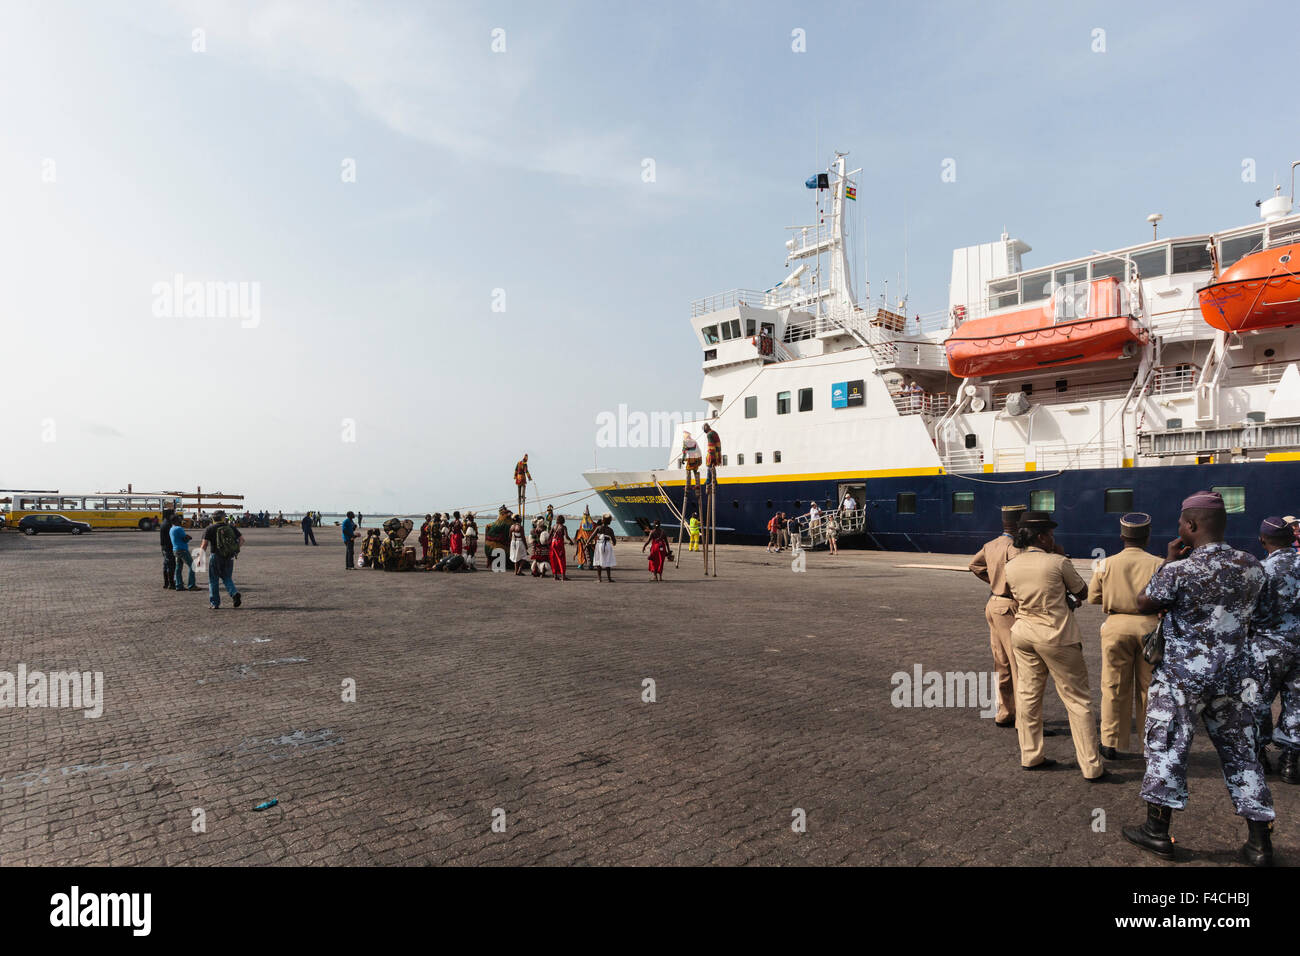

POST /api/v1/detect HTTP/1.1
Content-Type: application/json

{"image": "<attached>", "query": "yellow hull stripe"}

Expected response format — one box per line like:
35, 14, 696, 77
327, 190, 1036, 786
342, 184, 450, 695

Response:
1265, 452, 1300, 462
592, 466, 945, 492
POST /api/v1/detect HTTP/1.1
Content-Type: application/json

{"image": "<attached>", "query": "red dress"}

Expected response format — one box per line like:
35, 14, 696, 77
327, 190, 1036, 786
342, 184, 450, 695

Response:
648, 534, 667, 574
549, 530, 568, 577
448, 520, 463, 555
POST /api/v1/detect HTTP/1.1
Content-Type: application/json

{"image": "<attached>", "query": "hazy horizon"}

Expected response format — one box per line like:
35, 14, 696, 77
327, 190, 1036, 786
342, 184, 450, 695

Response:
5, 0, 1298, 513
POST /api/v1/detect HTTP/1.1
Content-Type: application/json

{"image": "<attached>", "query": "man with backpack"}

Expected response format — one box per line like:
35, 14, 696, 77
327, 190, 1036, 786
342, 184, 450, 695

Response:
201, 510, 243, 609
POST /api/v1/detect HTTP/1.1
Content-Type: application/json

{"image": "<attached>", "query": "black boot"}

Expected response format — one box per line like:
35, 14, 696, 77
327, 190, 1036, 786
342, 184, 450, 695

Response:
1123, 803, 1175, 860
1241, 819, 1274, 867
1280, 749, 1300, 785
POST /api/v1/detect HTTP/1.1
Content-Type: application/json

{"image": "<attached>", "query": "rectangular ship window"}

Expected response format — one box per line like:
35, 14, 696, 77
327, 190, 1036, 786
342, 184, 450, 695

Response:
1104, 489, 1134, 513
755, 452, 763, 464
952, 492, 975, 514
897, 492, 917, 515
798, 387, 813, 412
774, 451, 781, 463
1030, 490, 1056, 512
1090, 257, 1126, 281
1131, 247, 1167, 278
1212, 486, 1246, 514
776, 391, 791, 415
737, 454, 744, 466
744, 396, 757, 418
1020, 272, 1053, 303
1172, 241, 1213, 274
1219, 232, 1263, 268
702, 325, 719, 344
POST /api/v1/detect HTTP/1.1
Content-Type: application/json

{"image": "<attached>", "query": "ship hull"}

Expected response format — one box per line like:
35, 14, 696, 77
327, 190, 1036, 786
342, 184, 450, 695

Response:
587, 462, 1300, 557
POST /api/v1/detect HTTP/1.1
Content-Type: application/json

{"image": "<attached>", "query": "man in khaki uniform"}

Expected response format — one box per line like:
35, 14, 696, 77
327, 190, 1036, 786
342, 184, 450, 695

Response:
1087, 512, 1162, 759
969, 504, 1026, 727
1005, 511, 1108, 780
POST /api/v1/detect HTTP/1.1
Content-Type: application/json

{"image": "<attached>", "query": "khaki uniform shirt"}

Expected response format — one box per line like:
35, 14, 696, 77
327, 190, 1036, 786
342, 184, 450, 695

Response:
1087, 546, 1163, 640
969, 534, 1020, 598
1005, 547, 1086, 646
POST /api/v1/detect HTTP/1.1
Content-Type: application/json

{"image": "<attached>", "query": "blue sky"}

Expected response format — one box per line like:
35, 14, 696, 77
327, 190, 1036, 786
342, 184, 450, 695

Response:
3, 0, 1297, 514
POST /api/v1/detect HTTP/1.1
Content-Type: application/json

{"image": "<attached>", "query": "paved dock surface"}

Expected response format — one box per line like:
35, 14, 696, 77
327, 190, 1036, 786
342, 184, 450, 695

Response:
1, 528, 1293, 865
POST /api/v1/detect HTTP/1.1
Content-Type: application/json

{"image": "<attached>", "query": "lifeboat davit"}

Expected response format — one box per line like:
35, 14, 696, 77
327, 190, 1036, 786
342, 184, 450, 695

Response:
944, 277, 1147, 378
1198, 242, 1300, 332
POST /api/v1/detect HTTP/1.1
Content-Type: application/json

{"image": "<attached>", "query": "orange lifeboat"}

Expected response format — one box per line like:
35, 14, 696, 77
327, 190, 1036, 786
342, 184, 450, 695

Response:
1198, 242, 1300, 332
945, 277, 1147, 378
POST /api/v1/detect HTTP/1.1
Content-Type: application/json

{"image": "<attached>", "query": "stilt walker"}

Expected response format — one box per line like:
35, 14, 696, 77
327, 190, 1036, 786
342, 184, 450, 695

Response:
702, 422, 721, 577
514, 454, 532, 523
678, 431, 703, 568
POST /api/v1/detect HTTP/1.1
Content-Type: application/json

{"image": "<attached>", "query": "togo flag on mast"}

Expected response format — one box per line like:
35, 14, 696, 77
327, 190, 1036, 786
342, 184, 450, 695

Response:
805, 173, 829, 189
845, 183, 857, 201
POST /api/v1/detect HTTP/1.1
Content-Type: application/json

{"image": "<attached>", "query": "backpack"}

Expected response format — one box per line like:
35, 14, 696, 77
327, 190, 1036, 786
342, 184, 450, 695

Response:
214, 523, 241, 559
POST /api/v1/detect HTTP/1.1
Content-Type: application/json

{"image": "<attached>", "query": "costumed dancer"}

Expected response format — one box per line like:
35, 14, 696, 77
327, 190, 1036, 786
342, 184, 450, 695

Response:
592, 514, 617, 583
464, 513, 479, 569
574, 508, 595, 569
509, 514, 528, 576
549, 515, 572, 581
449, 511, 464, 556
643, 519, 670, 582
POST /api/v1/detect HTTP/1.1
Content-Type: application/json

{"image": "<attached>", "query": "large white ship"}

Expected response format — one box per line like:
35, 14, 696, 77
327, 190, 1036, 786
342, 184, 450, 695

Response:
584, 153, 1300, 555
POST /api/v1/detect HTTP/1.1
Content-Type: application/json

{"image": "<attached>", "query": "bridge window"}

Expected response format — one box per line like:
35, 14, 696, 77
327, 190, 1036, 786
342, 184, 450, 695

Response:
702, 325, 719, 345
897, 492, 917, 515
988, 278, 1018, 310
774, 451, 782, 463
1131, 246, 1167, 278
1211, 486, 1246, 514
1029, 490, 1056, 512
744, 396, 757, 418
1220, 231, 1263, 268
776, 391, 791, 414
1090, 257, 1126, 281
952, 492, 975, 514
798, 388, 813, 412
1104, 489, 1134, 513
704, 349, 717, 361
1172, 241, 1212, 274
1020, 271, 1053, 303
719, 319, 742, 340
745, 318, 757, 336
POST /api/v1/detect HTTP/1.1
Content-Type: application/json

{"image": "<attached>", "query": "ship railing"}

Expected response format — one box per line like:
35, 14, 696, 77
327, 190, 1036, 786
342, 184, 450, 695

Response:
1223, 359, 1293, 389
690, 288, 794, 317
789, 506, 867, 550
1152, 364, 1200, 394
891, 390, 952, 417
1035, 440, 1125, 471
990, 378, 1137, 410
942, 449, 985, 474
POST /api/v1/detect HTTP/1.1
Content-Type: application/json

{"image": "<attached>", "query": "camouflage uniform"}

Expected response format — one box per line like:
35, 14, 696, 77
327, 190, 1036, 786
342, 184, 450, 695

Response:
1251, 547, 1300, 751
1140, 543, 1273, 821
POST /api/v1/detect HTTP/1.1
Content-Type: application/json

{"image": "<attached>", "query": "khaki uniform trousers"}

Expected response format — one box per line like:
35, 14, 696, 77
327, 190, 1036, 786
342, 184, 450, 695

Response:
1012, 633, 1104, 778
986, 596, 1018, 722
1099, 613, 1157, 752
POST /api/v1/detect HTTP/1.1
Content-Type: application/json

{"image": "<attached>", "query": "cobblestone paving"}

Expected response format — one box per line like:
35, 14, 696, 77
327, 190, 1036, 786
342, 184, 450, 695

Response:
0, 528, 1293, 865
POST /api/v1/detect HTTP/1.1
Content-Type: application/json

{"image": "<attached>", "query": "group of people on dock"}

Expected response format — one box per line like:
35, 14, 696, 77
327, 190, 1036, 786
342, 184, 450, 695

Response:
344, 503, 673, 583
970, 494, 1300, 867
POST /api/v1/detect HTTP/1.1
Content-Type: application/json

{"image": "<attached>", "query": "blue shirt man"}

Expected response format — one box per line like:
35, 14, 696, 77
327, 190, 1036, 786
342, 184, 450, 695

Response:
342, 511, 358, 571
169, 521, 196, 590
